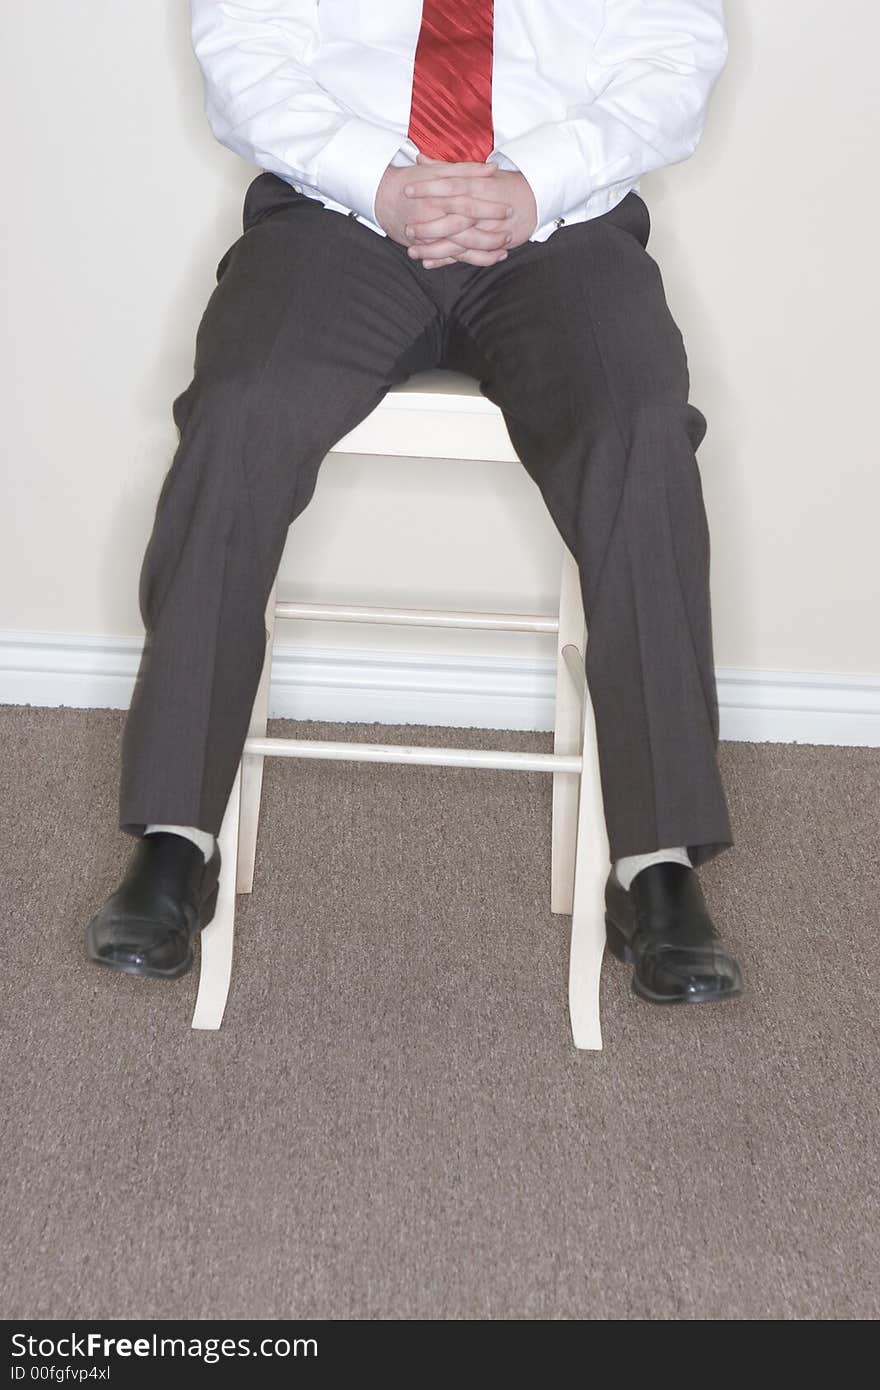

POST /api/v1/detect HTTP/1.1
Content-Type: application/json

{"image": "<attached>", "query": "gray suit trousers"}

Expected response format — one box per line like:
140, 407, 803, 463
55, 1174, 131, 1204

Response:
119, 172, 734, 868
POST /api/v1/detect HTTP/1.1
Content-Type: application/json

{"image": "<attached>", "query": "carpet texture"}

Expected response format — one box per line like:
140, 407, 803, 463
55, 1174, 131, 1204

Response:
0, 704, 877, 1320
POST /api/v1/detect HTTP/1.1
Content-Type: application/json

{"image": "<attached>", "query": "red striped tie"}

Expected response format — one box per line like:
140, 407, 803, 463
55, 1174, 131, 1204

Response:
406, 0, 495, 163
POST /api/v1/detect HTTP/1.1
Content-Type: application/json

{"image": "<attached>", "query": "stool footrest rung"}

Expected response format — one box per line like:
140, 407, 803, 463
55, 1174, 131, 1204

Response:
242, 735, 582, 774
275, 599, 559, 633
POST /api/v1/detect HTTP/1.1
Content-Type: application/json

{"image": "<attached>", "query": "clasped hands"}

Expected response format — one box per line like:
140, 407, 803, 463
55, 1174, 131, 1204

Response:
376, 152, 538, 269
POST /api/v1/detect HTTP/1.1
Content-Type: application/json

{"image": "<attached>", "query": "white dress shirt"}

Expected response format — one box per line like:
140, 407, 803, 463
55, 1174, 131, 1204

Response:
189, 0, 728, 243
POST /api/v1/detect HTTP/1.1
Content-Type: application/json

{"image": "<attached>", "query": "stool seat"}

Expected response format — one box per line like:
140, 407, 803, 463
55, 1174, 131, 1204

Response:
331, 368, 519, 463
190, 369, 610, 1048
376, 366, 487, 398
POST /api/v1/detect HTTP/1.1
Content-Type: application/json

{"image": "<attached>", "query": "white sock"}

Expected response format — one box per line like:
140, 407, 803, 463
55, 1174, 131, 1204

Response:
144, 823, 215, 863
614, 845, 691, 891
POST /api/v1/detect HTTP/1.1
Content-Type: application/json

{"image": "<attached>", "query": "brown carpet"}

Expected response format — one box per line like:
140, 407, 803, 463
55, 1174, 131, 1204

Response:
0, 704, 877, 1320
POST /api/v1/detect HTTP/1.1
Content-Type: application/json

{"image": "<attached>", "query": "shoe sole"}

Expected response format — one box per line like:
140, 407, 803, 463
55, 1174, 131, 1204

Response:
87, 881, 220, 981
604, 913, 742, 1006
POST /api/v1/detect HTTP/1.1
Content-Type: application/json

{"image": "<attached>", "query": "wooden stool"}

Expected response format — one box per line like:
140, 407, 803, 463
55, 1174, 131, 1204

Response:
191, 369, 609, 1048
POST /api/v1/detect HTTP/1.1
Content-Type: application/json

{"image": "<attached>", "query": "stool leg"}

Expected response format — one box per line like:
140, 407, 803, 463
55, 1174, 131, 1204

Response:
236, 577, 278, 894
191, 761, 241, 1030
551, 545, 586, 913
568, 651, 610, 1051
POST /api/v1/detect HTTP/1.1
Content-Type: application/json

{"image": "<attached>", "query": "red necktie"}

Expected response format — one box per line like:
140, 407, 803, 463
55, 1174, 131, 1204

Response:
406, 0, 495, 163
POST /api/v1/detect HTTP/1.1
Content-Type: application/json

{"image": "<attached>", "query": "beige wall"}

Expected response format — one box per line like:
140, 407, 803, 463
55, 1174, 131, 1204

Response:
2, 1, 877, 677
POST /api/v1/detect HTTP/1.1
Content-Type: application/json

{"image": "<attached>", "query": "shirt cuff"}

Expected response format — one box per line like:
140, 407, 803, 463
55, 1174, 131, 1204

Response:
316, 119, 419, 226
489, 122, 589, 230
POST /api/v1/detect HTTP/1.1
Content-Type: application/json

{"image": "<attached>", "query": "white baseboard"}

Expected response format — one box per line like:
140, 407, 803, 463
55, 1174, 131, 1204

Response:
1, 629, 878, 745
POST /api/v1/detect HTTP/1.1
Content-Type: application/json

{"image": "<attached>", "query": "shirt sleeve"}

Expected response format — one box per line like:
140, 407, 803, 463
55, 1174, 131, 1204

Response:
488, 0, 729, 227
189, 0, 413, 226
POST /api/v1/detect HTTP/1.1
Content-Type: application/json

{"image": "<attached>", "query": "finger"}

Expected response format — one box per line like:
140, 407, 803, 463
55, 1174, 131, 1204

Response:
407, 196, 515, 227
404, 213, 462, 240
408, 236, 471, 258
408, 240, 458, 259
404, 172, 500, 199
408, 222, 512, 253
409, 234, 509, 260
456, 230, 511, 249
451, 247, 509, 266
468, 195, 516, 219
406, 211, 511, 241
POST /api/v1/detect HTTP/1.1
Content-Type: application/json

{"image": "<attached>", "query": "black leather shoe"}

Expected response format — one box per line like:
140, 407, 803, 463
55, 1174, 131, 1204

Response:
85, 832, 222, 979
604, 860, 742, 1005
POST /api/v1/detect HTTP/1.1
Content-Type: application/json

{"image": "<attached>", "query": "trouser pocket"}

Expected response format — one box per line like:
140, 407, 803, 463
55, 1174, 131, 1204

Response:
242, 171, 311, 233
599, 189, 652, 249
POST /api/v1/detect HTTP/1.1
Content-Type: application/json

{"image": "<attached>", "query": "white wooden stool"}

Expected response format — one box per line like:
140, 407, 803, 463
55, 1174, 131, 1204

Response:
191, 369, 609, 1048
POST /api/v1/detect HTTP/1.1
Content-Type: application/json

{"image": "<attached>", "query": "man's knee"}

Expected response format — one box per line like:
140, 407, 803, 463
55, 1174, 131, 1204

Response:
625, 398, 708, 458
170, 367, 266, 438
